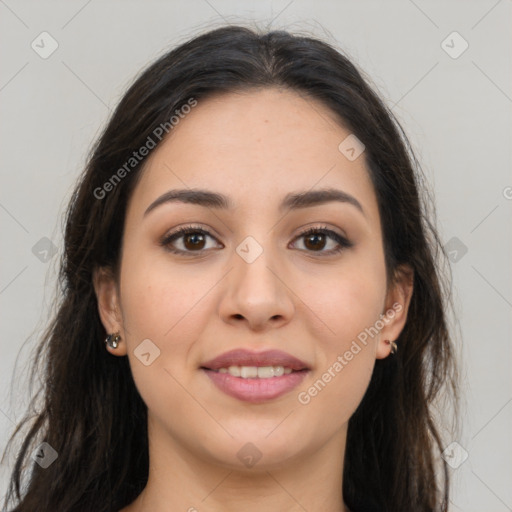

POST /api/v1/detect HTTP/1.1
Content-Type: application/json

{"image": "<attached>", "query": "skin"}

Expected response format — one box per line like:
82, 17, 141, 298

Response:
94, 87, 414, 512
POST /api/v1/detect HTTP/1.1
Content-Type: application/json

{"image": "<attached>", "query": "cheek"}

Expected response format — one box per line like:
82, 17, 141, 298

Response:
117, 255, 210, 419
300, 259, 386, 348
119, 248, 211, 342
296, 272, 380, 423
294, 253, 385, 409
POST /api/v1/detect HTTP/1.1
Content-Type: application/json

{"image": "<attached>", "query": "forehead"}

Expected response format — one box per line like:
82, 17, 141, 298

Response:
128, 87, 380, 225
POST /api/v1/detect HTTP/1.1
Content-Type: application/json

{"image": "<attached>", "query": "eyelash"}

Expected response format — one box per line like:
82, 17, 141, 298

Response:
160, 224, 353, 257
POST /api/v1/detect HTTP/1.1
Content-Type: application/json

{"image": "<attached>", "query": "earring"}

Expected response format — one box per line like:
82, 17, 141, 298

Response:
384, 339, 398, 355
105, 331, 121, 349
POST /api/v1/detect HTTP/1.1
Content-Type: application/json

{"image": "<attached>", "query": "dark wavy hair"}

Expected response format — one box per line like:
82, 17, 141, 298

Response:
2, 24, 459, 512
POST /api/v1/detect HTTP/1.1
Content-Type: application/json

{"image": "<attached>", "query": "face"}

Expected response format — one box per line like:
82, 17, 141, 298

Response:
95, 87, 413, 471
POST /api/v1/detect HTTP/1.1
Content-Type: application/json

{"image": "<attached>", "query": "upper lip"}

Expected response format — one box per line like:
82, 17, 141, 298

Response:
201, 349, 310, 371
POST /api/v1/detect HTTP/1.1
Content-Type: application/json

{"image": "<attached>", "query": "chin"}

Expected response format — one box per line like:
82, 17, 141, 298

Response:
204, 431, 308, 470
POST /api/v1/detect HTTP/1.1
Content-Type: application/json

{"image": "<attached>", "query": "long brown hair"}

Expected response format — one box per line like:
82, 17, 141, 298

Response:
2, 24, 459, 511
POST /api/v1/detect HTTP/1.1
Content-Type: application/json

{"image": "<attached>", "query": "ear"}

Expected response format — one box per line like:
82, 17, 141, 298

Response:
376, 264, 414, 359
92, 266, 127, 356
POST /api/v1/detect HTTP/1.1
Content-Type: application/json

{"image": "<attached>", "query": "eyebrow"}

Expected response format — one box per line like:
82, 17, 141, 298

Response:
143, 187, 366, 218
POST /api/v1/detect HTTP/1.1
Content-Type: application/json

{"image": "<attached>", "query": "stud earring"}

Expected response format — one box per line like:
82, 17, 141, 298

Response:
384, 339, 398, 355
105, 332, 121, 349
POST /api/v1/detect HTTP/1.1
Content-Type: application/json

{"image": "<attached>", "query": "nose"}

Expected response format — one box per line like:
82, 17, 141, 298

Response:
218, 240, 295, 332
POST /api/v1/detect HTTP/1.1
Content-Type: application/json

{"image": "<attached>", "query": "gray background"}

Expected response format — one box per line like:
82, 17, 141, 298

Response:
1, 1, 511, 510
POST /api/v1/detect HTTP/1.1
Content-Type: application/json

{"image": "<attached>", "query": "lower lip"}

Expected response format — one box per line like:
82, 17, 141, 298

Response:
202, 369, 309, 403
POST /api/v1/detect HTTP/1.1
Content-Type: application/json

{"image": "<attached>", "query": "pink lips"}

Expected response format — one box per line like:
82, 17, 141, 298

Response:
202, 349, 309, 371
201, 349, 310, 404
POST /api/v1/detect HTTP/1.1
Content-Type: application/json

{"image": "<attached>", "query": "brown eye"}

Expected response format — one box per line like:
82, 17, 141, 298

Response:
182, 232, 206, 250
160, 224, 353, 257
292, 226, 353, 255
160, 226, 221, 255
303, 232, 327, 251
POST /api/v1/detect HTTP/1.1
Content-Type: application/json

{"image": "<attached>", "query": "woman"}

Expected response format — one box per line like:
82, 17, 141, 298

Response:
2, 24, 459, 512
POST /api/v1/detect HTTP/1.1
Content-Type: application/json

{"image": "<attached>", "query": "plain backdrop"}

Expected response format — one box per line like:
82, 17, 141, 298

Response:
1, 1, 511, 511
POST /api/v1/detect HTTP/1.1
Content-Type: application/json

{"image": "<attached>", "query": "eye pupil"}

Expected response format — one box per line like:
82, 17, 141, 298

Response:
305, 233, 326, 251
184, 232, 205, 250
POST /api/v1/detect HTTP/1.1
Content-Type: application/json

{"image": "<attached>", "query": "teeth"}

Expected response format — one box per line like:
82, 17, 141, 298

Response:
257, 366, 275, 378
228, 365, 241, 377
215, 365, 296, 378
240, 366, 258, 378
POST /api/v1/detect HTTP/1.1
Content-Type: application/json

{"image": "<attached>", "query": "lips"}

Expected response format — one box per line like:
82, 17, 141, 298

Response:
201, 349, 310, 371
200, 349, 310, 403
